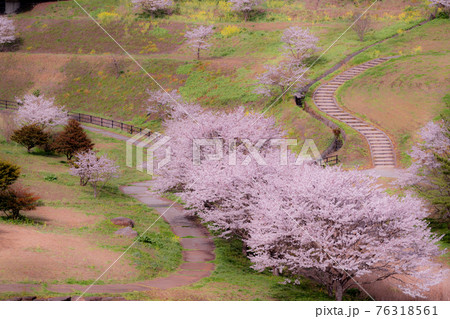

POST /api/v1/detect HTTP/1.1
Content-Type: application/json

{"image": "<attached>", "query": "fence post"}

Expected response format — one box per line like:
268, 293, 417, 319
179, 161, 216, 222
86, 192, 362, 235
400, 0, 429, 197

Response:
101, 118, 103, 127
111, 120, 114, 128
121, 122, 123, 131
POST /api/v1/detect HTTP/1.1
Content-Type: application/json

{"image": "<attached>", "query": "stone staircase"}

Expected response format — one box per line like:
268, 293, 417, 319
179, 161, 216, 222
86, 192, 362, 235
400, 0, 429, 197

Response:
313, 57, 396, 168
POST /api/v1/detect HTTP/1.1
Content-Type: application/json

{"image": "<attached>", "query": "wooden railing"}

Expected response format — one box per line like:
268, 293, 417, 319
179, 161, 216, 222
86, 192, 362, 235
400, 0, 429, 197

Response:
1, 98, 338, 164
317, 155, 339, 167
0, 99, 151, 137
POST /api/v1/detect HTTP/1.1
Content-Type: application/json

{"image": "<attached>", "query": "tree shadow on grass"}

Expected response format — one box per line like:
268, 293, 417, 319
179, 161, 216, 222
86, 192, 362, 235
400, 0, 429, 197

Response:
1, 38, 23, 53
0, 214, 44, 226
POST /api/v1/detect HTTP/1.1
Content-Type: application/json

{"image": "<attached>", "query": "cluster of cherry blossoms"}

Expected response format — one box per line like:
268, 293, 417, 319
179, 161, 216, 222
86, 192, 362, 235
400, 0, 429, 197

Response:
15, 94, 68, 129
184, 25, 215, 60
132, 0, 173, 15
229, 0, 263, 21
396, 119, 449, 219
0, 16, 15, 48
255, 26, 320, 98
146, 91, 446, 300
70, 150, 119, 198
12, 94, 118, 197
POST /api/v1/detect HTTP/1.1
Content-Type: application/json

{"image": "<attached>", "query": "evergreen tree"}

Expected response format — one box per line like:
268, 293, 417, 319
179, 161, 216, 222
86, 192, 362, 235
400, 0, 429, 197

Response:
53, 119, 94, 160
11, 124, 50, 153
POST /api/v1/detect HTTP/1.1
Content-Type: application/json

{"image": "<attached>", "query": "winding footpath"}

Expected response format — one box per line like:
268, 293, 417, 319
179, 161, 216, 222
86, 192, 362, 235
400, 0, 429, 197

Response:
0, 127, 215, 296
313, 57, 397, 168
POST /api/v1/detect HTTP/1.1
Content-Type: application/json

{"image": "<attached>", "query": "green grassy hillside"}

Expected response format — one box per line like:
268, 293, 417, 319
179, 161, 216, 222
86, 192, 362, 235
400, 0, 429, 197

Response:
0, 0, 434, 159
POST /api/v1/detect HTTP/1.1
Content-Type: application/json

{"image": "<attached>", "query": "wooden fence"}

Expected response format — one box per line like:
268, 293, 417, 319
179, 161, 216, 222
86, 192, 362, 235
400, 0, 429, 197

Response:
1, 98, 338, 165
0, 99, 152, 137
317, 155, 339, 167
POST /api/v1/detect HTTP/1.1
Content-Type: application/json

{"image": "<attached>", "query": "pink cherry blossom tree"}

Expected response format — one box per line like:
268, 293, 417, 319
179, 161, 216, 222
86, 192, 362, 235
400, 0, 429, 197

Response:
70, 150, 119, 198
430, 0, 450, 9
0, 16, 16, 51
132, 0, 173, 16
184, 25, 214, 60
254, 61, 309, 98
229, 0, 263, 22
397, 119, 450, 219
179, 152, 291, 240
15, 94, 68, 129
151, 106, 285, 195
246, 164, 446, 300
145, 89, 201, 121
281, 27, 320, 64
150, 102, 287, 243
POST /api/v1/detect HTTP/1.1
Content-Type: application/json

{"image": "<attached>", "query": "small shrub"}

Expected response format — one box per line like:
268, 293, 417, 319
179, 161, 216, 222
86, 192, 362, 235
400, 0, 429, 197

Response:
43, 174, 58, 182
11, 124, 50, 153
0, 184, 39, 219
0, 159, 20, 190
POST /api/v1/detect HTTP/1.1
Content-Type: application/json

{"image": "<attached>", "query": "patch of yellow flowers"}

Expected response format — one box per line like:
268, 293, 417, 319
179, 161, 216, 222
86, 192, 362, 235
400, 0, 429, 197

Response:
221, 25, 241, 37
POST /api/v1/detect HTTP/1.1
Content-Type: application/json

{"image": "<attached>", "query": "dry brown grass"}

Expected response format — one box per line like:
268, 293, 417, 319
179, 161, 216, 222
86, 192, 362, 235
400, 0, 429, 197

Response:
0, 111, 17, 143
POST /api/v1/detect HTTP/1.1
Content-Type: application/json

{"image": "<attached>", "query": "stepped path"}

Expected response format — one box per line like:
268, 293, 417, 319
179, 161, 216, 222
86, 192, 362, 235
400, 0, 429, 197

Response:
313, 57, 397, 168
0, 127, 215, 296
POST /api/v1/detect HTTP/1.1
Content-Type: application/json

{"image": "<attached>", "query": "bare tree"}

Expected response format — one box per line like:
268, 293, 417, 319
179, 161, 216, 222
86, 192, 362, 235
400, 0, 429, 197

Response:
352, 12, 371, 42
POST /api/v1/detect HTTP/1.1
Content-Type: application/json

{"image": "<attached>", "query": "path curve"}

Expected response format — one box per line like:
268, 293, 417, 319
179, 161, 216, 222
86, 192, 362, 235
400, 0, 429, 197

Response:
0, 127, 215, 295
313, 57, 397, 168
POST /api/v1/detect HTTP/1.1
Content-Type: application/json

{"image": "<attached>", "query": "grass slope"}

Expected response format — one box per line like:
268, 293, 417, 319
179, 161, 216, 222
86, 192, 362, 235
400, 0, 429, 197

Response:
0, 121, 183, 284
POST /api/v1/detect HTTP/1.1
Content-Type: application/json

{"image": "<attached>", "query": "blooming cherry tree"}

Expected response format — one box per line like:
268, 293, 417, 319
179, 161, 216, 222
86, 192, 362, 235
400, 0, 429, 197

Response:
229, 0, 263, 21
397, 120, 450, 219
255, 61, 309, 98
184, 25, 214, 60
0, 16, 15, 50
132, 0, 173, 15
151, 104, 285, 239
281, 27, 320, 64
430, 0, 450, 15
430, 0, 450, 8
70, 150, 119, 198
151, 106, 284, 191
146, 89, 201, 120
15, 95, 68, 129
246, 165, 445, 300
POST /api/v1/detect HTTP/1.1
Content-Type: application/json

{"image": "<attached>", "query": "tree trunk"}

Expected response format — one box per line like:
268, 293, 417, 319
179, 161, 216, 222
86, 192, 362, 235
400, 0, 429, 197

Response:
327, 285, 334, 298
93, 184, 98, 198
335, 284, 344, 301
315, 0, 321, 10
272, 268, 279, 276
197, 47, 200, 60
241, 243, 247, 256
